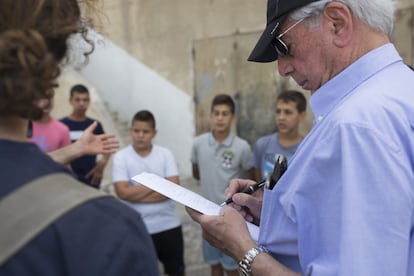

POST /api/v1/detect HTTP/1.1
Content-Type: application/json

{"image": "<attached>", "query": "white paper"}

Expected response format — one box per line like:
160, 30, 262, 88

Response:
131, 172, 259, 241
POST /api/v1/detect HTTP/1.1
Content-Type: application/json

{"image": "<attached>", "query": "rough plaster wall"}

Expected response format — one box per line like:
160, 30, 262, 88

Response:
99, 0, 266, 94
98, 1, 414, 92
393, 6, 414, 65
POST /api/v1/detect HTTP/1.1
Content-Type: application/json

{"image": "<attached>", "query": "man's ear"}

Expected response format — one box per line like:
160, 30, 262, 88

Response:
322, 2, 353, 47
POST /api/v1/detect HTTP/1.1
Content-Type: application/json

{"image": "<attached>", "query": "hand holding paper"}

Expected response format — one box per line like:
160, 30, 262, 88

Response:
131, 172, 259, 241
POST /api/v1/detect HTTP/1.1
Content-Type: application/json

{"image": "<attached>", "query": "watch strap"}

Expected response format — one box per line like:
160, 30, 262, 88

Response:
239, 245, 268, 276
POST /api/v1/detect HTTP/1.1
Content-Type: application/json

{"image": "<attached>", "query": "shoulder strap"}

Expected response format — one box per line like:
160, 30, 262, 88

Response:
0, 173, 110, 266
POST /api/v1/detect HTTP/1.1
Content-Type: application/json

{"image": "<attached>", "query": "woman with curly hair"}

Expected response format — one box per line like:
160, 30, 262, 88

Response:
0, 1, 159, 275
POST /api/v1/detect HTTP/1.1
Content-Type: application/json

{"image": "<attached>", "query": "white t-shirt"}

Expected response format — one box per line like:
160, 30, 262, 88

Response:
112, 144, 181, 234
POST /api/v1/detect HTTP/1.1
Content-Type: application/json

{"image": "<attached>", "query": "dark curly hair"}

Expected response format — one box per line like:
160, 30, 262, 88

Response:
0, 0, 97, 120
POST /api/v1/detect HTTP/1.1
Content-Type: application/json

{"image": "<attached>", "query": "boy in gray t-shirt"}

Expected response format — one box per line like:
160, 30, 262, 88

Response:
250, 90, 307, 182
191, 94, 252, 276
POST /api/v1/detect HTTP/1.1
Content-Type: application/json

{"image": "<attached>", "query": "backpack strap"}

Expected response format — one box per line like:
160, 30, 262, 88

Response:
0, 173, 110, 266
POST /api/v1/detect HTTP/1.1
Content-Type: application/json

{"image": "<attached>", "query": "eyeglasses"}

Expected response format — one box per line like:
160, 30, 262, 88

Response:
272, 18, 305, 57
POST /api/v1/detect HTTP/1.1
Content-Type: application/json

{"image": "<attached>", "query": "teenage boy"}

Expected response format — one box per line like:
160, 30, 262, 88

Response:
112, 110, 185, 276
250, 90, 307, 181
191, 94, 252, 276
30, 95, 71, 152
60, 84, 110, 188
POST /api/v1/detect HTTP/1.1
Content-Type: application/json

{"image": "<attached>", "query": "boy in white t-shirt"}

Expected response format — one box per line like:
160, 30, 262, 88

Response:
112, 110, 185, 276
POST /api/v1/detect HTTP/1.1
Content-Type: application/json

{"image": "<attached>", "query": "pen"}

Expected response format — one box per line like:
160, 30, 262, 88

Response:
219, 179, 266, 207
267, 154, 287, 190
219, 154, 288, 207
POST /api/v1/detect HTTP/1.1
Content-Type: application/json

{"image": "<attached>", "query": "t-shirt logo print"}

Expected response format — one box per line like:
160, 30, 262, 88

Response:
222, 151, 234, 168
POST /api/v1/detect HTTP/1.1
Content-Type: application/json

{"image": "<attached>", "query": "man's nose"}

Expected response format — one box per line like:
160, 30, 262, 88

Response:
277, 112, 286, 120
277, 57, 293, 77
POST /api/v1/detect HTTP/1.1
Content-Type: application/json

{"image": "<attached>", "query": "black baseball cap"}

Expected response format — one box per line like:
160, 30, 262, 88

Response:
248, 0, 320, 62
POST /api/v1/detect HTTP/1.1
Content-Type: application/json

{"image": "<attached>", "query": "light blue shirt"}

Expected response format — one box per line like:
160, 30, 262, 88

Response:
250, 132, 300, 180
259, 44, 414, 275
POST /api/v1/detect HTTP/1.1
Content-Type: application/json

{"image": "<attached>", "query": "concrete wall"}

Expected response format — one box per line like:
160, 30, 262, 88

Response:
99, 0, 413, 94
100, 0, 267, 93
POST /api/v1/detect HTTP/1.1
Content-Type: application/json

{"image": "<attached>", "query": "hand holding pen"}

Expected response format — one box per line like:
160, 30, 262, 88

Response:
220, 154, 288, 206
220, 179, 266, 206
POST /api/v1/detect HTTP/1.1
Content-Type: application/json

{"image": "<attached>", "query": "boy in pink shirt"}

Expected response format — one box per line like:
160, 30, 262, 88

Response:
30, 96, 71, 152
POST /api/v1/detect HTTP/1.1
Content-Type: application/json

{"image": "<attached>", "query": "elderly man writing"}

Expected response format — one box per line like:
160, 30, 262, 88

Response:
187, 0, 414, 275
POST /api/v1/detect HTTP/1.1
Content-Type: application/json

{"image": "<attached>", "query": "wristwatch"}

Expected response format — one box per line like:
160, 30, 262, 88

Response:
238, 245, 268, 276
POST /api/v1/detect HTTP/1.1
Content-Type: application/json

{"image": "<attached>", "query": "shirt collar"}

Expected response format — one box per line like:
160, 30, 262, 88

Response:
208, 131, 235, 146
310, 43, 402, 125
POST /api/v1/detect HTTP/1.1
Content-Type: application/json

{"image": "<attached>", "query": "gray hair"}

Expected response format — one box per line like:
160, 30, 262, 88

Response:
289, 0, 395, 36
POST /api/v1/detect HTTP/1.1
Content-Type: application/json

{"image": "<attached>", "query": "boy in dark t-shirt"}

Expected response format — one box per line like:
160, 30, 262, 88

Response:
61, 84, 110, 188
